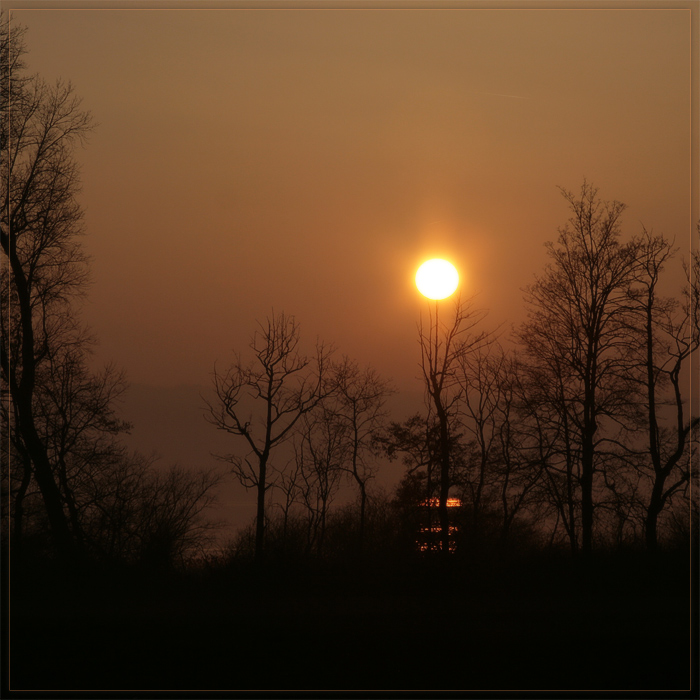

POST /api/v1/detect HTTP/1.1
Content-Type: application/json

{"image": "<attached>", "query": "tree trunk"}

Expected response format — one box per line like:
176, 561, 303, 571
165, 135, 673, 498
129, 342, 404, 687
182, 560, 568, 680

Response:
4, 233, 78, 562
255, 457, 267, 562
561, 397, 578, 556
13, 454, 32, 560
358, 480, 366, 552
20, 414, 76, 560
645, 482, 664, 553
580, 379, 597, 558
436, 402, 451, 557
644, 301, 663, 553
580, 445, 594, 558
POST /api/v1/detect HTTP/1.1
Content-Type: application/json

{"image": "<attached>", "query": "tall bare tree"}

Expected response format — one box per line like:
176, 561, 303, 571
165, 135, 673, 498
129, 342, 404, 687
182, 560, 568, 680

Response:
518, 182, 639, 557
624, 230, 699, 551
418, 296, 489, 555
205, 312, 332, 561
1, 20, 95, 560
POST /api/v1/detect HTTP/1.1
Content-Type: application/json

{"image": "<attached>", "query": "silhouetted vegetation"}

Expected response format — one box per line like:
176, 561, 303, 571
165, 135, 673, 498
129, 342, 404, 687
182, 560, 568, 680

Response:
1, 22, 221, 572
3, 20, 697, 696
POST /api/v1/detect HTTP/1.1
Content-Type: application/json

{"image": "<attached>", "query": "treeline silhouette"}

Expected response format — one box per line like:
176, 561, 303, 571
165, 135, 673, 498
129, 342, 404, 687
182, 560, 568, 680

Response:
205, 184, 698, 568
2, 20, 696, 694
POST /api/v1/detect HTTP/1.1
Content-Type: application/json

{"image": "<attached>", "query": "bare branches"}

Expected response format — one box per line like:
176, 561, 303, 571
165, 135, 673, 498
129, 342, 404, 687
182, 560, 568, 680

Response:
324, 356, 393, 545
417, 295, 491, 411
204, 311, 333, 560
1, 20, 97, 560
515, 186, 699, 554
516, 183, 643, 556
81, 456, 223, 566
206, 313, 331, 454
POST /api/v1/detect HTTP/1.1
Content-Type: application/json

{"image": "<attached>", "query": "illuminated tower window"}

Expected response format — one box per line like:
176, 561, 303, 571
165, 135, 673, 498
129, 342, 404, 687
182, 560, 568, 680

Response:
416, 497, 461, 552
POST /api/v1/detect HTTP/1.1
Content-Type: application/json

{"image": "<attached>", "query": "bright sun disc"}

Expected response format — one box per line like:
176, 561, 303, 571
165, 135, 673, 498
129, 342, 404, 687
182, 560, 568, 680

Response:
415, 259, 459, 300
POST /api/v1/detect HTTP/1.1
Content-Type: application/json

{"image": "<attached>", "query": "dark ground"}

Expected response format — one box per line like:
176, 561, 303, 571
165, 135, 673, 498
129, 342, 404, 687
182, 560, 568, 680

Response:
5, 551, 695, 697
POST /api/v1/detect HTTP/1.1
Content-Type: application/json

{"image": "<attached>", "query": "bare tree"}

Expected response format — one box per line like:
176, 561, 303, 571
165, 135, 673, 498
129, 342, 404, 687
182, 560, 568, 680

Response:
328, 357, 393, 550
32, 350, 129, 553
458, 346, 542, 544
513, 343, 584, 553
204, 312, 332, 561
1, 19, 95, 561
624, 230, 699, 551
270, 456, 303, 550
294, 406, 346, 555
517, 182, 638, 557
456, 343, 503, 529
418, 296, 490, 555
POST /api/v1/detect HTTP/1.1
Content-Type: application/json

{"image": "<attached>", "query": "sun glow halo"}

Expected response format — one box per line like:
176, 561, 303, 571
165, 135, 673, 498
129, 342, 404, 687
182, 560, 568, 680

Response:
415, 259, 459, 300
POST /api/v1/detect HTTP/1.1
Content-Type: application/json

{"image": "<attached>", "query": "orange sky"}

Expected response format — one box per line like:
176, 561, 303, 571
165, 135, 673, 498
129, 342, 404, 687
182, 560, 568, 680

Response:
7, 1, 696, 532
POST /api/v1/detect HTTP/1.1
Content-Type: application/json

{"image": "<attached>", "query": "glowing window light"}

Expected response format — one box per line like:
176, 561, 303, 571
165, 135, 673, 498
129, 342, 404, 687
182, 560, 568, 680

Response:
419, 526, 459, 535
418, 541, 457, 552
419, 497, 462, 508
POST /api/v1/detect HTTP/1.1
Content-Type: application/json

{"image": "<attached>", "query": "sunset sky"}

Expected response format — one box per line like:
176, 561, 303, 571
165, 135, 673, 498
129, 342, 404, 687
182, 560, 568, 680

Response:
7, 1, 696, 533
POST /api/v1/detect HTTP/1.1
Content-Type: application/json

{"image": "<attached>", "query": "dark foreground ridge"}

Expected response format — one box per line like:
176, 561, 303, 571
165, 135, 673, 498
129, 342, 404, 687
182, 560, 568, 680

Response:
7, 549, 694, 696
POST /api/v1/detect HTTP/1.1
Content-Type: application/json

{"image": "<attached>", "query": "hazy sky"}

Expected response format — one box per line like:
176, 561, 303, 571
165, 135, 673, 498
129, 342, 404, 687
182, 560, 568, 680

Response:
7, 1, 696, 533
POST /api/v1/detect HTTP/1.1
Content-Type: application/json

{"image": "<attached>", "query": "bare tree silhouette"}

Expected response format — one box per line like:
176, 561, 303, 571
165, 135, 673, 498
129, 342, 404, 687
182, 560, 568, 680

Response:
205, 312, 332, 561
328, 357, 393, 550
1, 20, 96, 561
294, 405, 346, 555
1, 23, 222, 568
418, 296, 490, 555
457, 345, 542, 544
517, 182, 639, 557
623, 230, 699, 551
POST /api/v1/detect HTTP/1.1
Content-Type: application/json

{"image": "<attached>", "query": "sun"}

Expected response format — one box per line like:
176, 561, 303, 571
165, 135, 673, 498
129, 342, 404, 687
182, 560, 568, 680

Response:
415, 259, 459, 300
